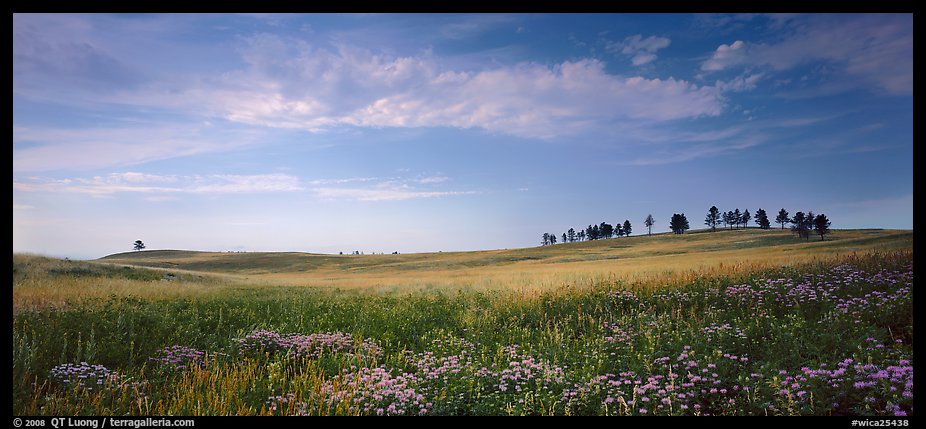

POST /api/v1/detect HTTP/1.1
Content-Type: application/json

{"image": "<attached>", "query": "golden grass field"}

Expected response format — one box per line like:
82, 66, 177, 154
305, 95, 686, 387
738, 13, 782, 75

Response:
14, 228, 910, 314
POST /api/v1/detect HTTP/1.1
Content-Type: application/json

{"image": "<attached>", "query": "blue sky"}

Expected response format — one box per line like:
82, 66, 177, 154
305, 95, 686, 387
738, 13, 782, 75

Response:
13, 13, 913, 259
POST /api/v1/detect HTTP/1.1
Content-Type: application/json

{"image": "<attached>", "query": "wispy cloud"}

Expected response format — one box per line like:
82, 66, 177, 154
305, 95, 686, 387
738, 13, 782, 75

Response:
416, 175, 450, 184
13, 172, 304, 196
625, 134, 766, 166
700, 14, 912, 96
312, 186, 477, 202
605, 34, 671, 66
13, 124, 265, 172
212, 36, 724, 139
715, 72, 764, 93
14, 172, 476, 202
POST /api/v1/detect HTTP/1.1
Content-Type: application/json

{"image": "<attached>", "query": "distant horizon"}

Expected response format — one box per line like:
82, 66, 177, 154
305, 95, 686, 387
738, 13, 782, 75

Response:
14, 14, 912, 260
12, 226, 910, 261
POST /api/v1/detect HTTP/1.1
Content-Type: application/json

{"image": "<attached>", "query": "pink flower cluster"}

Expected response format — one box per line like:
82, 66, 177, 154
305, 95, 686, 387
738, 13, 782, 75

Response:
323, 366, 432, 416
49, 362, 134, 392
771, 358, 914, 416
148, 345, 206, 370
563, 346, 749, 416
236, 329, 381, 359
266, 393, 310, 416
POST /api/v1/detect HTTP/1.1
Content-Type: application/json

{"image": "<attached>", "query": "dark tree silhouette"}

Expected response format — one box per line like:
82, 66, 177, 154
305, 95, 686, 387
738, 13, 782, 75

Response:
721, 211, 731, 229
755, 208, 771, 229
623, 220, 632, 237
578, 230, 586, 241
733, 209, 742, 229
562, 233, 567, 244
541, 233, 551, 246
644, 214, 655, 235
813, 213, 831, 241
791, 212, 811, 240
591, 224, 600, 240
600, 222, 613, 239
670, 213, 690, 234
742, 209, 751, 228
567, 228, 576, 243
550, 233, 557, 244
705, 206, 720, 231
776, 209, 790, 230
805, 211, 815, 241
616, 224, 624, 237
133, 240, 145, 251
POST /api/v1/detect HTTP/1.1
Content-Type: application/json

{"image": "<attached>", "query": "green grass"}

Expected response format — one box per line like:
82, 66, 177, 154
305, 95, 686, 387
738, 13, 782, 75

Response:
12, 230, 914, 416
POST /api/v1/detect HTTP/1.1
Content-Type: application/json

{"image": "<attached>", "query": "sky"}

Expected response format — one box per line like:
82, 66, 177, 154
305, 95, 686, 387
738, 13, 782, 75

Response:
13, 13, 913, 259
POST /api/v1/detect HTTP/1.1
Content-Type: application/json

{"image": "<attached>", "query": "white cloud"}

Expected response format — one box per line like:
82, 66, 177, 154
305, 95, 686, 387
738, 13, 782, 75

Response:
700, 15, 912, 96
13, 172, 304, 196
14, 172, 476, 202
201, 35, 722, 139
312, 186, 476, 202
715, 72, 764, 92
417, 176, 450, 184
13, 125, 264, 172
606, 34, 671, 66
701, 40, 747, 71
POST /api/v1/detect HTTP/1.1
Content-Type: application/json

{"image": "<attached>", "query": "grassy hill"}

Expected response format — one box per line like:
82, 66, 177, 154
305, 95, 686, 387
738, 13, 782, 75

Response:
96, 228, 912, 292
13, 228, 914, 416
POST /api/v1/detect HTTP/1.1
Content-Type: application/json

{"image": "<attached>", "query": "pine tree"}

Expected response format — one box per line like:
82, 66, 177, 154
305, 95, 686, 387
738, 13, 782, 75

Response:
813, 213, 831, 241
670, 213, 690, 234
755, 208, 771, 229
791, 212, 810, 240
705, 206, 720, 231
623, 220, 632, 237
644, 214, 655, 235
776, 208, 790, 230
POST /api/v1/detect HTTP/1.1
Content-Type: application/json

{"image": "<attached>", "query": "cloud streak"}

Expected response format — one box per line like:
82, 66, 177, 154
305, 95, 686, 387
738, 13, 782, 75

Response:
606, 34, 672, 66
13, 172, 305, 196
14, 172, 475, 202
701, 14, 912, 96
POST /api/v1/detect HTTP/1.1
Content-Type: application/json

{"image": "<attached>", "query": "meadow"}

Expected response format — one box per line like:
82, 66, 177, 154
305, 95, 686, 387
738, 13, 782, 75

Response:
12, 229, 913, 416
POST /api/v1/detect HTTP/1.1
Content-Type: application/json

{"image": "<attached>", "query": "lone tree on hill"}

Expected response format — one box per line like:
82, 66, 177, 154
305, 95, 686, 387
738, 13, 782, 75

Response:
755, 208, 771, 229
644, 214, 655, 235
705, 206, 720, 231
133, 240, 145, 251
776, 209, 790, 229
623, 220, 632, 237
813, 213, 831, 241
670, 213, 690, 234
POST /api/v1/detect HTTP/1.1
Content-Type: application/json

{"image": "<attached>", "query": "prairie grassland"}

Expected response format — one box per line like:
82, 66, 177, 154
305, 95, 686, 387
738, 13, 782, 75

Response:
98, 228, 911, 292
12, 229, 914, 416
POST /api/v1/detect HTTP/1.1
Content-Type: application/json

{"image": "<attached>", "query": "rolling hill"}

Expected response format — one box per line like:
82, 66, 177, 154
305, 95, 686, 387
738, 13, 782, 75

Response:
96, 228, 912, 292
